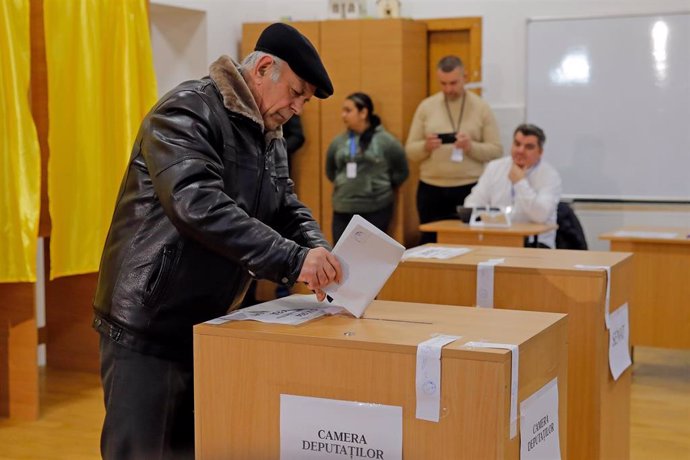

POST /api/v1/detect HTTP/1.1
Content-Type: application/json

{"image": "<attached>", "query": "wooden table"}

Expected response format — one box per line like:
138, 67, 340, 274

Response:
379, 244, 632, 460
419, 219, 557, 247
194, 299, 567, 460
600, 226, 690, 349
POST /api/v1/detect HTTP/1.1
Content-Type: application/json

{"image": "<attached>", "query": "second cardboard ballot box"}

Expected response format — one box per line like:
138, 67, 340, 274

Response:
194, 299, 568, 459
379, 244, 632, 460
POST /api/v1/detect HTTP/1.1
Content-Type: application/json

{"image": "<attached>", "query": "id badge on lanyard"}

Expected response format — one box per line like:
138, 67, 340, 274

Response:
347, 133, 357, 179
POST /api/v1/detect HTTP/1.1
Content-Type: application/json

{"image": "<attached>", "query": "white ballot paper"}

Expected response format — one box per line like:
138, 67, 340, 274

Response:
324, 215, 405, 317
520, 378, 561, 460
402, 246, 472, 261
280, 394, 402, 460
608, 303, 632, 380
464, 341, 519, 438
415, 334, 461, 422
476, 258, 505, 308
204, 294, 343, 326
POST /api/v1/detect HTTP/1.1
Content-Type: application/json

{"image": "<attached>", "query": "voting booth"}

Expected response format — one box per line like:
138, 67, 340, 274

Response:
379, 244, 632, 460
193, 299, 567, 459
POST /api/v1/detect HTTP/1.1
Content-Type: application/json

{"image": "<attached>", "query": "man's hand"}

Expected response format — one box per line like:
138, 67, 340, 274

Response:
424, 133, 442, 153
297, 247, 342, 300
455, 132, 472, 152
509, 163, 526, 184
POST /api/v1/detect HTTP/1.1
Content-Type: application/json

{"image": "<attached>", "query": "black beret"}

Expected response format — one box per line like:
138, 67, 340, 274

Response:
255, 23, 334, 99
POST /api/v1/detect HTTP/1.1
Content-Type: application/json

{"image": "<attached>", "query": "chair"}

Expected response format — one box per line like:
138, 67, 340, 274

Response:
556, 202, 588, 250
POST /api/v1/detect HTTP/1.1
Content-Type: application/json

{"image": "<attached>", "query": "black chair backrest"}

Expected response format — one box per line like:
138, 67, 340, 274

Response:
556, 202, 588, 250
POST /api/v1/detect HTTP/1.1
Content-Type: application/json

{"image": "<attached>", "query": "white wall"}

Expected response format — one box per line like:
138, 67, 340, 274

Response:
152, 0, 688, 108
150, 3, 208, 96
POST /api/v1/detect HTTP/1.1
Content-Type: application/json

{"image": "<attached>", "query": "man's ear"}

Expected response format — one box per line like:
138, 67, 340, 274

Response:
255, 55, 274, 79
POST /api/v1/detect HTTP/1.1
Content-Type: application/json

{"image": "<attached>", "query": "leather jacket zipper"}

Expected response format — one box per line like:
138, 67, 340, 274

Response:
252, 139, 271, 214
145, 245, 176, 307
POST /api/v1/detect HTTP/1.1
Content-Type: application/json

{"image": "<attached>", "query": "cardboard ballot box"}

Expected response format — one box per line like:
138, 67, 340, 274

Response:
379, 244, 632, 460
600, 226, 690, 349
193, 299, 567, 459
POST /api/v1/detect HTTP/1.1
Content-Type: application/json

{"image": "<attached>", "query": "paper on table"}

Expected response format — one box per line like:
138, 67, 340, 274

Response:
402, 246, 472, 261
324, 215, 405, 318
204, 294, 344, 326
613, 230, 679, 239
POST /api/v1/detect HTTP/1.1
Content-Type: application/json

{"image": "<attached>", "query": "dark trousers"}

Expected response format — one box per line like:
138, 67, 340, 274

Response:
417, 180, 476, 244
100, 335, 194, 460
332, 203, 394, 245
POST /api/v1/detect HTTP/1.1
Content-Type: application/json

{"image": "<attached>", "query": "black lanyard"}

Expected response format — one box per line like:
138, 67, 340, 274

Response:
444, 93, 466, 133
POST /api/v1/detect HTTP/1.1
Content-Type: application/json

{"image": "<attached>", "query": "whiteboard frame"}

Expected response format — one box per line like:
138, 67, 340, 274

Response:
525, 12, 690, 203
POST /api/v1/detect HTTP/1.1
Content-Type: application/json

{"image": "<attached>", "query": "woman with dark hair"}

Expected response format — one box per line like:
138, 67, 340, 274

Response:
325, 92, 409, 243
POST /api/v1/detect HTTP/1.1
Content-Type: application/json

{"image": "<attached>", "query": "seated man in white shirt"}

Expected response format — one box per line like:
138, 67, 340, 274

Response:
464, 123, 562, 248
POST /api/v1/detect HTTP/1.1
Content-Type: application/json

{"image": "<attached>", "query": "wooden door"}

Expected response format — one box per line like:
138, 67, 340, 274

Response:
424, 18, 482, 96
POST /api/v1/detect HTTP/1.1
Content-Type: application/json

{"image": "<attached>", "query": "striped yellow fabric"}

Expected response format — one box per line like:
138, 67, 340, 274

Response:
44, 0, 157, 278
0, 0, 41, 282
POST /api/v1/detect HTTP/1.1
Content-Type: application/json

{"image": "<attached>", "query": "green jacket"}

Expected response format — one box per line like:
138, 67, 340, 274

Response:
325, 125, 409, 213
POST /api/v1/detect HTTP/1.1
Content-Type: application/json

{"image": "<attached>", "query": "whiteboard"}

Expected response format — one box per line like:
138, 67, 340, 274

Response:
526, 13, 690, 201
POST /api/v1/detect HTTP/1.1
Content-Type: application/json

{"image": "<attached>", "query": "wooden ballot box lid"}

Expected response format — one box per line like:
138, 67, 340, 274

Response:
194, 299, 566, 359
402, 243, 632, 274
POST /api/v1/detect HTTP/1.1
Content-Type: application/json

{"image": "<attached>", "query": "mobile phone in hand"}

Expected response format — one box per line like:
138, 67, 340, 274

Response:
437, 132, 457, 144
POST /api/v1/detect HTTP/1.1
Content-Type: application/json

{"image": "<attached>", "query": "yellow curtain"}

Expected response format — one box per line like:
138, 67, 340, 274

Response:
44, 0, 157, 278
0, 0, 41, 282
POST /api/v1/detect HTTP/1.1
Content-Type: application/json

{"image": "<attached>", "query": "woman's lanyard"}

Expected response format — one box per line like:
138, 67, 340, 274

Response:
348, 132, 357, 159
444, 93, 466, 133
347, 132, 358, 178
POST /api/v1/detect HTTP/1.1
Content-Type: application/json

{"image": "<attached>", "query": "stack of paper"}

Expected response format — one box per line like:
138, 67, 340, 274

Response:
204, 294, 343, 326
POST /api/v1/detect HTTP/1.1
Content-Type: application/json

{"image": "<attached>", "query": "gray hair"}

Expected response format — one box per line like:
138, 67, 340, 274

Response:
514, 123, 546, 148
240, 51, 283, 82
437, 55, 464, 72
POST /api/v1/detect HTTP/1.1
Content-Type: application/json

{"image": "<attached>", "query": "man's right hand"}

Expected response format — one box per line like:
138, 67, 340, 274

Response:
424, 133, 442, 153
509, 162, 526, 184
297, 247, 343, 300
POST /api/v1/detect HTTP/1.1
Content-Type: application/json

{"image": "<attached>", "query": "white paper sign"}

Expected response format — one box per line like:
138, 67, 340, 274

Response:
608, 303, 632, 380
575, 264, 611, 328
451, 147, 464, 162
415, 334, 461, 422
476, 258, 505, 308
280, 395, 402, 460
346, 162, 357, 178
464, 341, 519, 438
402, 246, 472, 260
520, 378, 561, 460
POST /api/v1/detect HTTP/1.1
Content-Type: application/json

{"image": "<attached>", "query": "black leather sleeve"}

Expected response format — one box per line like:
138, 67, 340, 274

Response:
140, 89, 308, 285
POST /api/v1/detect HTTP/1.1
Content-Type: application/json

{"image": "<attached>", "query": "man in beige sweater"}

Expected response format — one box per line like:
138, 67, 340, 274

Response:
406, 55, 503, 243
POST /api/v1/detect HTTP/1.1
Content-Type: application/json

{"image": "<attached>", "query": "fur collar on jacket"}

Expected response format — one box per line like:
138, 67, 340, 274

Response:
209, 55, 283, 141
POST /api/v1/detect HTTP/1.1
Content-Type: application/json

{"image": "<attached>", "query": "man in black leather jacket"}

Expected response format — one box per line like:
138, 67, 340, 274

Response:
93, 23, 342, 459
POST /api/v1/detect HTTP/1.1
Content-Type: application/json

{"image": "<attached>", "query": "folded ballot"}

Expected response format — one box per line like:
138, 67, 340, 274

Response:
324, 215, 405, 318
